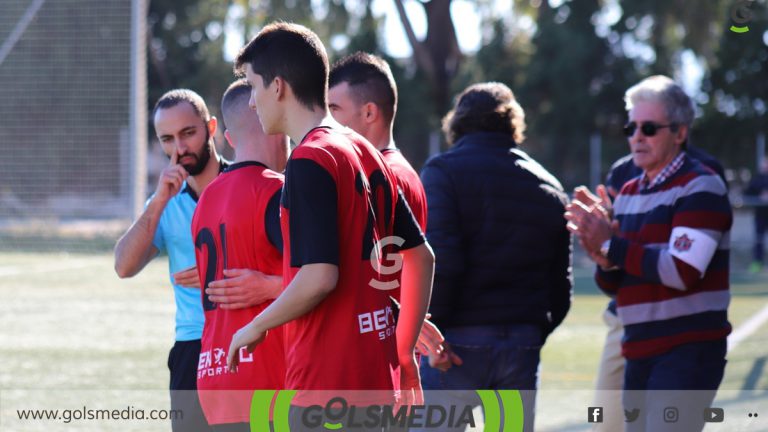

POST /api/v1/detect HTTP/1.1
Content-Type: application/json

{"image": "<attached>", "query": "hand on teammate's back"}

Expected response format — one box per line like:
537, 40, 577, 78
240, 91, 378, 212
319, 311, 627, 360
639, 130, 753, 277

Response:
154, 151, 189, 203
172, 265, 200, 288
207, 269, 282, 309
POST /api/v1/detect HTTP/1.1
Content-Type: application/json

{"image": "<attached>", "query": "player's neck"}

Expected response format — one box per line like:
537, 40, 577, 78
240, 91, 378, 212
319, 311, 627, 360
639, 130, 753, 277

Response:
286, 104, 337, 145
187, 148, 220, 195
368, 124, 395, 151
234, 146, 280, 172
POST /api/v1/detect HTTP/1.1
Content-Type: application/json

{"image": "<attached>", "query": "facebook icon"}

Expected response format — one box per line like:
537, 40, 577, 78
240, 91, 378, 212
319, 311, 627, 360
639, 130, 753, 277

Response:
588, 407, 604, 423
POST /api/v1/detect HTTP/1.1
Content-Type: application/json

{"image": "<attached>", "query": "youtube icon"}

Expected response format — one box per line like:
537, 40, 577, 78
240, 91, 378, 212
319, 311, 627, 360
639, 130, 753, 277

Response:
703, 407, 724, 423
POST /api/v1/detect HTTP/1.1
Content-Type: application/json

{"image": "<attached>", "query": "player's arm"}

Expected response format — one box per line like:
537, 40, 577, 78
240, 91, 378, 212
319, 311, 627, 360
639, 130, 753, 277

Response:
114, 151, 188, 278
391, 191, 434, 404
226, 263, 338, 370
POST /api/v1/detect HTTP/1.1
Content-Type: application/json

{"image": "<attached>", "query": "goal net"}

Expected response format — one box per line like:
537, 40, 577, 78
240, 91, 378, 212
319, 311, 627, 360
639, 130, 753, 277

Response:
0, 0, 146, 251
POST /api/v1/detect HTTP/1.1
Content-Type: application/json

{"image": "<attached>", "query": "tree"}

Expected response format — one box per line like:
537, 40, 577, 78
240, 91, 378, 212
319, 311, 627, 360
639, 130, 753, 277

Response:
521, 0, 638, 187
697, 0, 768, 169
147, 0, 231, 115
394, 0, 462, 119
610, 0, 728, 76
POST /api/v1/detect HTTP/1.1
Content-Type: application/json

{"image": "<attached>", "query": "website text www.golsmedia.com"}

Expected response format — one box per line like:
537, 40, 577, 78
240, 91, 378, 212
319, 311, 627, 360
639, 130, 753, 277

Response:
16, 406, 182, 424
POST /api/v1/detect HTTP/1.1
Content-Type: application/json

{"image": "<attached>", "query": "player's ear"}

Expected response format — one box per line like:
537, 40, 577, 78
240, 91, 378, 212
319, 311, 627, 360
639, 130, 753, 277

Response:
363, 102, 378, 124
273, 76, 286, 101
224, 130, 235, 150
207, 116, 218, 137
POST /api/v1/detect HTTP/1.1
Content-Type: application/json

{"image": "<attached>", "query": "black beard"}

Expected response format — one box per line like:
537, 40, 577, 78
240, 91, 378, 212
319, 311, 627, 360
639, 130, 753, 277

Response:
182, 129, 212, 176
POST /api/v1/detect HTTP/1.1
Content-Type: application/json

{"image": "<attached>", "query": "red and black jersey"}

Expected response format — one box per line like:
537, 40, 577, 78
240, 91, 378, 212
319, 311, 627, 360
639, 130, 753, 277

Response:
381, 147, 428, 303
280, 127, 424, 406
191, 161, 286, 425
381, 148, 427, 231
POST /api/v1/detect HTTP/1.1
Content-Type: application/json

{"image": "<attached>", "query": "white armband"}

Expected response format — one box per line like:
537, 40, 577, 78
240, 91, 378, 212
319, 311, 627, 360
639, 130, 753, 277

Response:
668, 226, 718, 275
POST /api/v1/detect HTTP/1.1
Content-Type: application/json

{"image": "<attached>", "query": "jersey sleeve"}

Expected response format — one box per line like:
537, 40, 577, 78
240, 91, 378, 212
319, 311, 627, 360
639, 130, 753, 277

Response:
284, 157, 339, 267
264, 188, 283, 254
393, 188, 426, 250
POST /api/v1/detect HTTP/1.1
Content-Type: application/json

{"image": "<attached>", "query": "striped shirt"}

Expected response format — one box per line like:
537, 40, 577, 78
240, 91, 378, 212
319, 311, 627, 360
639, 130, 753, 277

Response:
595, 154, 732, 359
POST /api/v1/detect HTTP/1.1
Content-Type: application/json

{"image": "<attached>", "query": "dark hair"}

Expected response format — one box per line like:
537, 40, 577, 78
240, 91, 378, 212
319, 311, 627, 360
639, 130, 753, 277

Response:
234, 22, 328, 111
220, 79, 251, 129
152, 88, 210, 122
442, 82, 526, 145
329, 52, 397, 124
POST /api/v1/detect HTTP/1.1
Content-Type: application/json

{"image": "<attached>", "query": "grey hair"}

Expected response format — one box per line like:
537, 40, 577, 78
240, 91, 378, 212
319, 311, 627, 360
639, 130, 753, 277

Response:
624, 75, 694, 128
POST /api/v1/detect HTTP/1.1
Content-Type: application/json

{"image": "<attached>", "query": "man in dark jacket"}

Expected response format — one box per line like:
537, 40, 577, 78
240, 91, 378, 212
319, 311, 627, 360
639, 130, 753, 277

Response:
419, 82, 572, 432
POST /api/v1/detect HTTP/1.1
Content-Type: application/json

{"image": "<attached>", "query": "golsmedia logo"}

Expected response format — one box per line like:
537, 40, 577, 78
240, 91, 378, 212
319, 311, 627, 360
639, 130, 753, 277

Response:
249, 390, 525, 431
302, 396, 474, 429
730, 0, 754, 33
368, 235, 405, 291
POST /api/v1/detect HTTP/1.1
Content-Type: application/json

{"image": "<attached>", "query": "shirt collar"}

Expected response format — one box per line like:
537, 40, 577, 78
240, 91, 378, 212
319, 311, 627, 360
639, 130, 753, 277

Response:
182, 157, 229, 201
640, 151, 685, 190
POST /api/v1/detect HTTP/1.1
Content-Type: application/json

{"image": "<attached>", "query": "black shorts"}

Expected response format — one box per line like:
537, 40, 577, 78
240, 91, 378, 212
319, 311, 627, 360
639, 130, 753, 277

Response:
168, 339, 212, 431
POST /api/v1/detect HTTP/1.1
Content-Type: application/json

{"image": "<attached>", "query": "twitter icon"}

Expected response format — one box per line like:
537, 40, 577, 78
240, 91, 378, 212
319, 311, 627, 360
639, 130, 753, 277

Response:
625, 408, 640, 422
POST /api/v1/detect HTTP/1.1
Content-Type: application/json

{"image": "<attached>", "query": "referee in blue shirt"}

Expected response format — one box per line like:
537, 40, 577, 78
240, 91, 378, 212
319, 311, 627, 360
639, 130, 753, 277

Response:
115, 89, 225, 432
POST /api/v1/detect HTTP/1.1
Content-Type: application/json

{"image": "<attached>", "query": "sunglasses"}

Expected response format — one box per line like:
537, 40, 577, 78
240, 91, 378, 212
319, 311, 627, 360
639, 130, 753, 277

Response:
623, 121, 676, 137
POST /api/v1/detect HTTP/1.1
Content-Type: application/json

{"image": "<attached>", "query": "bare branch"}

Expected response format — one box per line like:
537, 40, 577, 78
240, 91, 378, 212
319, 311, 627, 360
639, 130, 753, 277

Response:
393, 0, 435, 78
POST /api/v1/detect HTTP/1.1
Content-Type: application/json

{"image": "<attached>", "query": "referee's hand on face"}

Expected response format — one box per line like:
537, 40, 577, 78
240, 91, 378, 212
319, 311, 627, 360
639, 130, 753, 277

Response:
154, 150, 189, 204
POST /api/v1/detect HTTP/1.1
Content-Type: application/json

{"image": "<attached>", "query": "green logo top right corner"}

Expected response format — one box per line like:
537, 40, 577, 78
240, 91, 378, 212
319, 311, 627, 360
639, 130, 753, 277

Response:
730, 0, 755, 33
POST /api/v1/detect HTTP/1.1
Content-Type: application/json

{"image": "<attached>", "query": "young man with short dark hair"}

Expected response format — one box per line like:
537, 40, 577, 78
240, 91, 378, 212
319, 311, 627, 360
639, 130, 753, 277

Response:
328, 52, 426, 231
191, 79, 289, 431
329, 52, 454, 365
226, 23, 434, 411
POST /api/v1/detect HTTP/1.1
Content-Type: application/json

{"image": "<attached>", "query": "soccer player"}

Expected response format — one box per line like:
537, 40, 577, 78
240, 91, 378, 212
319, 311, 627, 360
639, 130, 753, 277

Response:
328, 51, 452, 363
191, 79, 288, 431
226, 22, 434, 412
328, 52, 426, 231
114, 89, 223, 432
